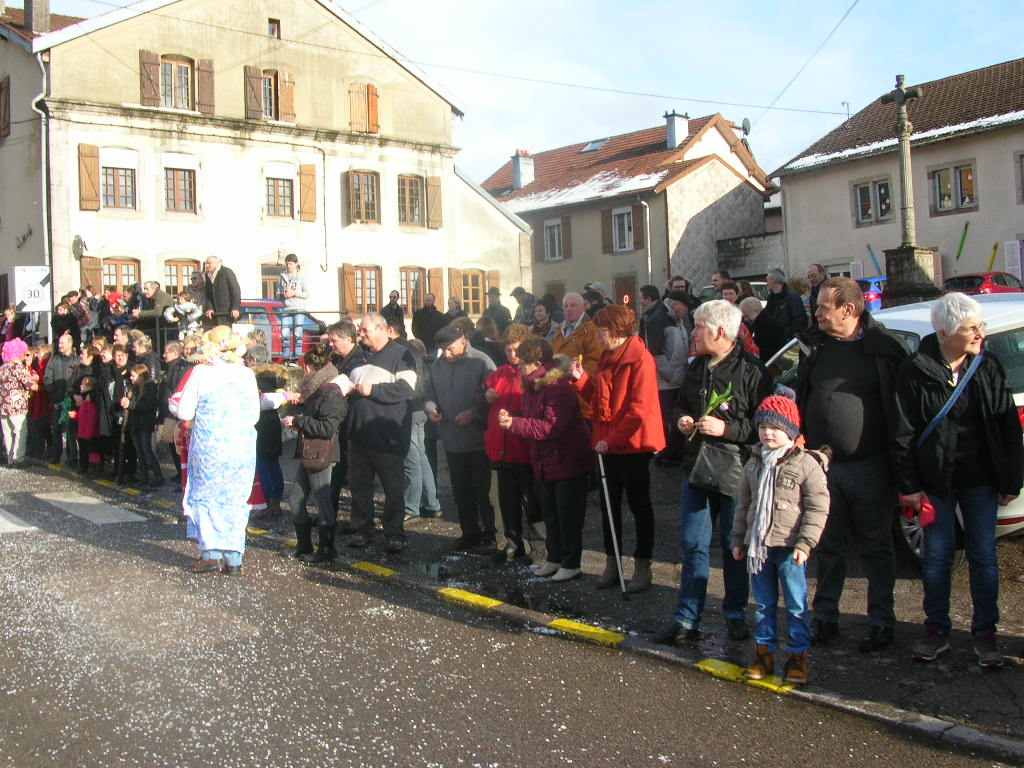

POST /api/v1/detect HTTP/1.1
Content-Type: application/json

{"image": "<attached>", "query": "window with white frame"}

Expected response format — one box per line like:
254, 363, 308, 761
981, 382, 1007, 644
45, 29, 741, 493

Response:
612, 207, 633, 251
544, 220, 562, 261
102, 168, 136, 209
932, 163, 977, 212
266, 178, 294, 217
160, 56, 193, 110
262, 72, 278, 120
853, 179, 892, 224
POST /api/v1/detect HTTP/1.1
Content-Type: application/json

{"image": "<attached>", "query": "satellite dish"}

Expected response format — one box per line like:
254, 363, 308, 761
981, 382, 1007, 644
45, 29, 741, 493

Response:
72, 235, 86, 260
741, 118, 751, 136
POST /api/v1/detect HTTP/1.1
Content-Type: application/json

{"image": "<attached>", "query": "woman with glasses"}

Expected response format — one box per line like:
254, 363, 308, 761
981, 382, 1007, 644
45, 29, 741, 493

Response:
893, 292, 1022, 668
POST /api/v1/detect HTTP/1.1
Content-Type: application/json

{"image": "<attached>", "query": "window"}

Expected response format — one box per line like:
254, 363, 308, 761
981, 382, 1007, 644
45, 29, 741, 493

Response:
612, 207, 633, 251
1017, 153, 1024, 205
262, 72, 277, 119
581, 138, 608, 153
349, 170, 380, 224
400, 268, 426, 312
461, 270, 484, 316
398, 175, 424, 226
852, 179, 892, 224
0, 75, 10, 142
268, 18, 280, 38
101, 167, 136, 209
164, 260, 200, 297
160, 57, 193, 110
354, 266, 381, 314
102, 258, 139, 293
266, 178, 293, 217
348, 82, 380, 133
165, 168, 196, 213
544, 220, 563, 261
261, 264, 279, 300
932, 163, 977, 213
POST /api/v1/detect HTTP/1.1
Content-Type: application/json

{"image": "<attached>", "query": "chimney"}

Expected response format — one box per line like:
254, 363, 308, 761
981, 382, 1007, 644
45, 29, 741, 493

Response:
0, 1, 6, 18
665, 110, 689, 149
26, 0, 51, 34
511, 149, 534, 190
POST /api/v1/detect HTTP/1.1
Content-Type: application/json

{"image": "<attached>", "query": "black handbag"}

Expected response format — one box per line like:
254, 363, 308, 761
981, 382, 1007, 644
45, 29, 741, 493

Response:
689, 439, 743, 497
299, 436, 333, 472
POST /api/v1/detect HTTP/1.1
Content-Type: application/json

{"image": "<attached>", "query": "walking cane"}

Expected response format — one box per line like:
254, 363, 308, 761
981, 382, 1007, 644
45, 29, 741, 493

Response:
596, 453, 629, 601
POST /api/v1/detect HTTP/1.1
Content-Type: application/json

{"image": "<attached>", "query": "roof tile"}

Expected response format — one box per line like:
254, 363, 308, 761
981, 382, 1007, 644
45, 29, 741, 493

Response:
0, 8, 85, 40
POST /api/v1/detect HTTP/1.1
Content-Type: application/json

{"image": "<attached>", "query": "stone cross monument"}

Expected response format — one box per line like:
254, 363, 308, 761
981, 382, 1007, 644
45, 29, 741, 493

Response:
879, 74, 941, 307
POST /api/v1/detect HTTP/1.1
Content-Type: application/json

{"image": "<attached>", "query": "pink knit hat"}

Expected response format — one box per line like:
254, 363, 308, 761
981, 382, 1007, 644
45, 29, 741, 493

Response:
2, 338, 28, 363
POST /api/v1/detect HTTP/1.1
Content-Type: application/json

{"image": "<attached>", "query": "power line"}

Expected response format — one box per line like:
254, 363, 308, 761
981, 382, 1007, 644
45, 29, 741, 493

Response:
754, 0, 860, 124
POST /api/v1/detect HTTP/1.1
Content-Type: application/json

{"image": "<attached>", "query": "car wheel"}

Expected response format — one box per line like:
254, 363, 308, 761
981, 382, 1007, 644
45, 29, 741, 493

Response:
892, 510, 966, 573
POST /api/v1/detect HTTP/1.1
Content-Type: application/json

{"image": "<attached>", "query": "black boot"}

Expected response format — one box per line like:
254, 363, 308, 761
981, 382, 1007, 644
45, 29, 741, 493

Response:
293, 522, 314, 559
300, 525, 337, 563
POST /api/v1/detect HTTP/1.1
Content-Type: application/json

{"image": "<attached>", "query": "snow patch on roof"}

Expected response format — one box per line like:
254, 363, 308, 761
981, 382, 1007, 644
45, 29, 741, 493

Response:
783, 108, 1024, 172
499, 170, 671, 213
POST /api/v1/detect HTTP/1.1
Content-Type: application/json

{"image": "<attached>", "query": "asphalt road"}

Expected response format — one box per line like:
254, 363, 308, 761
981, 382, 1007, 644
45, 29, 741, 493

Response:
0, 466, 1010, 767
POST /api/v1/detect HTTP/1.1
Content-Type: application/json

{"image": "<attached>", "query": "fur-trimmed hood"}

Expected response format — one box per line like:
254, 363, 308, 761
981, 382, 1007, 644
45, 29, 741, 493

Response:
531, 357, 572, 390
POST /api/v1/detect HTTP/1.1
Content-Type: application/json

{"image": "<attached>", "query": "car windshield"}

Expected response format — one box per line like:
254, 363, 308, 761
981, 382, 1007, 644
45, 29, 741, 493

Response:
944, 276, 983, 291
986, 326, 1024, 396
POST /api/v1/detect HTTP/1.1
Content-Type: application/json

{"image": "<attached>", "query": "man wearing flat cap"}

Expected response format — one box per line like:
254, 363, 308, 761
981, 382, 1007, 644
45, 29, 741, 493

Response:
482, 286, 512, 334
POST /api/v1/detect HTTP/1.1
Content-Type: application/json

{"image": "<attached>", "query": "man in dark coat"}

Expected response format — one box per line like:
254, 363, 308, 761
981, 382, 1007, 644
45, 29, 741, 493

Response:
203, 255, 241, 327
765, 269, 807, 338
412, 292, 446, 352
482, 288, 511, 333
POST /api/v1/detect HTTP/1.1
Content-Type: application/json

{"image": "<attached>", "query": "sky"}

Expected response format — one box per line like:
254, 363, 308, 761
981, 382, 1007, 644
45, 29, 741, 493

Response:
38, 0, 1024, 184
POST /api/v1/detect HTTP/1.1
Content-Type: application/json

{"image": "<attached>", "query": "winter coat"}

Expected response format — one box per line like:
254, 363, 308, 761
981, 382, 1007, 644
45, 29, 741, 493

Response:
381, 302, 405, 336
43, 351, 75, 405
507, 363, 595, 483
137, 290, 174, 322
731, 444, 831, 556
425, 351, 490, 454
159, 357, 193, 420
657, 322, 689, 390
484, 364, 531, 465
76, 392, 101, 441
574, 334, 665, 454
483, 303, 512, 334
51, 313, 80, 349
512, 294, 537, 326
675, 342, 772, 473
292, 365, 345, 463
552, 317, 603, 417
750, 310, 788, 362
164, 301, 203, 338
127, 380, 159, 433
412, 305, 446, 349
28, 356, 51, 420
765, 284, 807, 338
0, 362, 38, 416
203, 266, 241, 318
893, 333, 1023, 500
639, 301, 674, 357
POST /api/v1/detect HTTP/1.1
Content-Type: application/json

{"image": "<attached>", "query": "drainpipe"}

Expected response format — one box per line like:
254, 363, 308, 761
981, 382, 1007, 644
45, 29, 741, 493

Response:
31, 52, 55, 335
637, 195, 651, 285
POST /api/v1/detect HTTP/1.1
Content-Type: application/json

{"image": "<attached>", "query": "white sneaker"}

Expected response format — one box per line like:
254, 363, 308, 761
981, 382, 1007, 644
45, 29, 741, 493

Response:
532, 561, 561, 577
550, 567, 582, 582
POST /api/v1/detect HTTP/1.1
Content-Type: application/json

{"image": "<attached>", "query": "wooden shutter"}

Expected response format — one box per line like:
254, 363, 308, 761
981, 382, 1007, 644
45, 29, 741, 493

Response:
279, 71, 296, 123
345, 171, 355, 225
139, 50, 160, 107
425, 176, 442, 229
601, 208, 613, 254
80, 256, 102, 291
196, 59, 215, 115
632, 204, 645, 249
367, 84, 379, 133
0, 76, 10, 141
341, 263, 356, 315
349, 82, 367, 131
428, 267, 443, 306
299, 164, 316, 222
78, 143, 100, 211
244, 66, 262, 119
561, 215, 572, 260
486, 270, 500, 294
533, 223, 543, 262
448, 268, 462, 306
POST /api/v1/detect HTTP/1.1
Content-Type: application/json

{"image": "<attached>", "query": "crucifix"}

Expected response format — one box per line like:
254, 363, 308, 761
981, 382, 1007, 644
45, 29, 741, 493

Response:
880, 74, 923, 248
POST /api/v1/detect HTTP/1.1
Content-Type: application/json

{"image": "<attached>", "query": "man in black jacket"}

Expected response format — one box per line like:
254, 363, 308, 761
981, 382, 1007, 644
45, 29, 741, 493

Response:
203, 255, 241, 328
797, 277, 908, 652
158, 341, 192, 482
765, 269, 807, 338
412, 293, 446, 352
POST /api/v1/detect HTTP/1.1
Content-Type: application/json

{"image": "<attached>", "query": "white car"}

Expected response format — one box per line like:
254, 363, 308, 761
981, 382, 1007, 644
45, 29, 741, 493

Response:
875, 293, 1024, 557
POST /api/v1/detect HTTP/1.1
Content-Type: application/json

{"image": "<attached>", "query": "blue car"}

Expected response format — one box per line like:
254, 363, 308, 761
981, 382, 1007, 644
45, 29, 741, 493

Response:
856, 276, 887, 312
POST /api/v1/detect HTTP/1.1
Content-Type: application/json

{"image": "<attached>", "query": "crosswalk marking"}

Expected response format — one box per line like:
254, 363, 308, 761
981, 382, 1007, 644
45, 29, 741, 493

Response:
33, 492, 146, 524
0, 508, 36, 534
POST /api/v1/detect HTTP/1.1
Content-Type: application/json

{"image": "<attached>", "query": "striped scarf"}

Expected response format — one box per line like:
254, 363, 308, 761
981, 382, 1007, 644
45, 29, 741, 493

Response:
747, 442, 793, 575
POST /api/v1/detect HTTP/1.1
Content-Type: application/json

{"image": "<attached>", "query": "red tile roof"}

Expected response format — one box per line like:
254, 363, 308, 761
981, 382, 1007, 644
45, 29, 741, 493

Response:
482, 114, 768, 214
0, 7, 85, 40
778, 57, 1024, 176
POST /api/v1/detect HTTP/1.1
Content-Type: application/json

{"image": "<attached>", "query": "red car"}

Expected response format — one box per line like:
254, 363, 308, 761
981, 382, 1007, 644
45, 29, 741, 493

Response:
942, 271, 1024, 295
239, 299, 326, 364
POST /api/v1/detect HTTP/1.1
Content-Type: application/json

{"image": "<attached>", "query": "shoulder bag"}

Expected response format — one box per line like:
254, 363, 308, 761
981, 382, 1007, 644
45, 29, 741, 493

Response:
299, 435, 333, 472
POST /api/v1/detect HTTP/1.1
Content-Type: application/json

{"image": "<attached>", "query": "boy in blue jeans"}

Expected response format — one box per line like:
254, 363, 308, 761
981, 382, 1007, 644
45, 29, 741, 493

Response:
731, 390, 830, 684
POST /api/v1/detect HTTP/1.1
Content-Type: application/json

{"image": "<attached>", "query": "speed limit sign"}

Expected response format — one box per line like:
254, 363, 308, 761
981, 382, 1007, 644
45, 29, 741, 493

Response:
14, 266, 51, 312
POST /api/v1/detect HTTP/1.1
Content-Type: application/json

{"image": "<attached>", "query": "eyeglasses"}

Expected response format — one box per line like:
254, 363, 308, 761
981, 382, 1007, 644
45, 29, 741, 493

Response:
957, 322, 986, 336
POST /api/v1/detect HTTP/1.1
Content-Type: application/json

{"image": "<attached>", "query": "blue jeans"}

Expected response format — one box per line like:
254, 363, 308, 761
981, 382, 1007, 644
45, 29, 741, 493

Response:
280, 312, 303, 360
751, 548, 811, 653
202, 549, 242, 566
673, 476, 749, 629
256, 455, 284, 501
404, 411, 439, 516
922, 485, 999, 635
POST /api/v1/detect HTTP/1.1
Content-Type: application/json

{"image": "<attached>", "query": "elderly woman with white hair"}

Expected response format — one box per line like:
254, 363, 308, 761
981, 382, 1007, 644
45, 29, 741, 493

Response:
893, 292, 1022, 667
653, 299, 772, 645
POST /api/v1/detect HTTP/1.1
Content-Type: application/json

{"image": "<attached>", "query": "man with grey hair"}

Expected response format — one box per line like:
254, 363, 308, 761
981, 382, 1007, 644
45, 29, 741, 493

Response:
133, 281, 173, 342
654, 300, 771, 645
765, 268, 807, 338
805, 263, 827, 328
345, 312, 418, 553
203, 255, 241, 328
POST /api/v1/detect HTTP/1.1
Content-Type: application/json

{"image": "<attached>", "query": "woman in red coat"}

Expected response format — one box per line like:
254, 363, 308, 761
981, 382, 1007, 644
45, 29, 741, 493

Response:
571, 304, 665, 592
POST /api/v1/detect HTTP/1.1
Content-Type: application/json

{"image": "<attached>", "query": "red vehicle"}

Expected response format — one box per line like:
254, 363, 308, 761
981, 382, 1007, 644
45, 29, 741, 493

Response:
942, 271, 1024, 295
239, 299, 326, 364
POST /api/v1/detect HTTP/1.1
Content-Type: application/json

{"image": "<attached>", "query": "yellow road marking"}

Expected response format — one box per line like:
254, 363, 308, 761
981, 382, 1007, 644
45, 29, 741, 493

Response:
47, 463, 62, 472
696, 658, 795, 693
437, 587, 504, 610
352, 561, 398, 578
155, 499, 177, 509
95, 479, 115, 487
284, 539, 298, 548
119, 487, 142, 496
546, 618, 624, 646
246, 526, 269, 535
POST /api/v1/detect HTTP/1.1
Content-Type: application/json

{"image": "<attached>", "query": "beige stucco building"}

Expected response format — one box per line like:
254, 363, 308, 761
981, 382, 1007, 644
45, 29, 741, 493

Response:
481, 112, 771, 303
0, 0, 529, 327
776, 58, 1024, 284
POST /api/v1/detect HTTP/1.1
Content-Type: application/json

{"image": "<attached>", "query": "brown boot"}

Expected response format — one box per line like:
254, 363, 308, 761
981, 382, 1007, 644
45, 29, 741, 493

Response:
625, 558, 652, 593
744, 644, 774, 680
783, 652, 808, 684
594, 555, 620, 589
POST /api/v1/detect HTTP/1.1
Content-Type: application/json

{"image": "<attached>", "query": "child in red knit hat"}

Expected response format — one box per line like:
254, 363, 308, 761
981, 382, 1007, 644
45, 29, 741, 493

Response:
731, 386, 831, 685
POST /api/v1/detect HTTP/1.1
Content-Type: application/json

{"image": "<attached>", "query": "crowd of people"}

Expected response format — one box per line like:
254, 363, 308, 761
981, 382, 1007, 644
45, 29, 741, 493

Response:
0, 264, 1020, 683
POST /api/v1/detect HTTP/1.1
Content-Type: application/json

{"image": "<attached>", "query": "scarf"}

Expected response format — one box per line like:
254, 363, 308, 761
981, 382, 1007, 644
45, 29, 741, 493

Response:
299, 363, 339, 401
747, 441, 793, 575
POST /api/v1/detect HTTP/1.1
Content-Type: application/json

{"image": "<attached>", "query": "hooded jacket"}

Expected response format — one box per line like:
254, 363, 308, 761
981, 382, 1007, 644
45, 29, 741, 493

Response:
292, 364, 344, 463
484, 363, 531, 465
